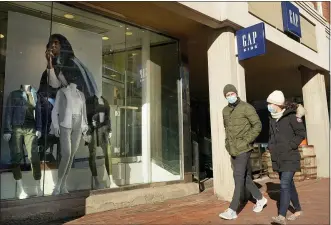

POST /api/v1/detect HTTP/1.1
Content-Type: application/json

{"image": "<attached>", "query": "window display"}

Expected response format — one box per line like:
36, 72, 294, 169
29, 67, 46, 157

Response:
51, 83, 88, 195
85, 93, 118, 189
0, 2, 182, 200
3, 84, 42, 199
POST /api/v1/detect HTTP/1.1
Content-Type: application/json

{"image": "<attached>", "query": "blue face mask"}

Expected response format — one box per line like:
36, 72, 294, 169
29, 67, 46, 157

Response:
267, 105, 276, 113
226, 96, 238, 104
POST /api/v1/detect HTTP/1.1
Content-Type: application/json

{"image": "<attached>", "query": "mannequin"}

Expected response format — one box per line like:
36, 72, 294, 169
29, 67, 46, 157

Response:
51, 82, 88, 195
85, 91, 117, 189
3, 85, 42, 199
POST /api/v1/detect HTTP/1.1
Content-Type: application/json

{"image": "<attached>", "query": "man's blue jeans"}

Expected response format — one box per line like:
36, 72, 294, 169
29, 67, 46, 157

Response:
278, 172, 302, 217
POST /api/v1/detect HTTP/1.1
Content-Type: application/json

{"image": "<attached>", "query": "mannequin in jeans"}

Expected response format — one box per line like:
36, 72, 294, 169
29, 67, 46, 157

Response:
3, 85, 42, 199
51, 82, 88, 195
85, 91, 118, 189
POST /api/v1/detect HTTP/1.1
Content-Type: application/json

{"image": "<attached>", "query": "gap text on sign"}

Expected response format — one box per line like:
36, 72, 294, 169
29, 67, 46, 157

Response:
282, 2, 301, 38
236, 22, 266, 61
242, 31, 258, 52
289, 9, 299, 27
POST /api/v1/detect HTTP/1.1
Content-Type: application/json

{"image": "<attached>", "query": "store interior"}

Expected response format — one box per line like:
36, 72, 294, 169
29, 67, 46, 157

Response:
0, 2, 182, 200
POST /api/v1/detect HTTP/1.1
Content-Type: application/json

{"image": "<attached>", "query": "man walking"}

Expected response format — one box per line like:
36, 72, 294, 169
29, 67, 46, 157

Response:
219, 84, 267, 220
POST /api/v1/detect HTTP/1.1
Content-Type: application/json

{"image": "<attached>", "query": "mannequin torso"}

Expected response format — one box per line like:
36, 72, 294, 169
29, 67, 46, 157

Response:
69, 83, 83, 115
95, 92, 105, 124
3, 84, 41, 140
51, 82, 88, 133
21, 85, 35, 127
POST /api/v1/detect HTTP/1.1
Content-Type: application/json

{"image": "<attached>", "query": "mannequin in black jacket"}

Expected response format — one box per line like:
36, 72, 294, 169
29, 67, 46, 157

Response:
85, 93, 118, 189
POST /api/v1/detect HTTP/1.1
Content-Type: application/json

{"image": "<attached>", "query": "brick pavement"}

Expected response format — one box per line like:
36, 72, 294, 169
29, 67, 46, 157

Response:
65, 178, 329, 225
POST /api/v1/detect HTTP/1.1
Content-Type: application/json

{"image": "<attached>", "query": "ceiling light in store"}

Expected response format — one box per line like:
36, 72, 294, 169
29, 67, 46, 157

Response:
0, 34, 4, 39
111, 74, 117, 77
126, 27, 130, 30
64, 14, 74, 19
126, 32, 133, 36
132, 53, 137, 56
102, 36, 109, 40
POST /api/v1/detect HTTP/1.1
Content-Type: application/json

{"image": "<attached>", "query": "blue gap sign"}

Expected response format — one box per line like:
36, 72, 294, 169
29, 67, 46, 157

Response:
236, 22, 266, 61
282, 1, 301, 38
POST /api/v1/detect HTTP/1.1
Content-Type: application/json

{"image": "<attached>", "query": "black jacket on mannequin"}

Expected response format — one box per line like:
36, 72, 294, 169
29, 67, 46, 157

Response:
86, 95, 111, 133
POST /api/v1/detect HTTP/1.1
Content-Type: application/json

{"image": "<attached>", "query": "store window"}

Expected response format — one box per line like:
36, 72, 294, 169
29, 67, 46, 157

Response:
0, 2, 182, 200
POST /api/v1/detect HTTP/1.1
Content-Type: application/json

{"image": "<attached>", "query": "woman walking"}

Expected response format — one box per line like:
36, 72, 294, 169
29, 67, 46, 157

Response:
266, 90, 306, 225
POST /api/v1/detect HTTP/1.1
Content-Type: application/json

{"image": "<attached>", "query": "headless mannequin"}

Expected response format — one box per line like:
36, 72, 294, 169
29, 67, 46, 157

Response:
3, 85, 42, 199
3, 85, 42, 140
89, 91, 117, 189
52, 83, 87, 195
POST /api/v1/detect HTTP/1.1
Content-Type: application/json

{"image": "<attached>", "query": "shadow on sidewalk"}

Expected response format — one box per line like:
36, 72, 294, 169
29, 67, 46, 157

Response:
266, 182, 295, 214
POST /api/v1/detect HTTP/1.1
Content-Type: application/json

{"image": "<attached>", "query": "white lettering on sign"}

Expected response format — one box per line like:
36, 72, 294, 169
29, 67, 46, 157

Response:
242, 31, 258, 52
289, 9, 299, 27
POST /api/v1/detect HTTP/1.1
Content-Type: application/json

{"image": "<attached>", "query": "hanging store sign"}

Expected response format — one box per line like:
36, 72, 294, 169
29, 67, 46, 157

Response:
236, 22, 266, 61
282, 2, 301, 38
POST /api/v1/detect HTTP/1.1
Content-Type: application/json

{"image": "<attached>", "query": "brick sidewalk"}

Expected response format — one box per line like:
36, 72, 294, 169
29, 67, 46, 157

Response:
65, 178, 329, 225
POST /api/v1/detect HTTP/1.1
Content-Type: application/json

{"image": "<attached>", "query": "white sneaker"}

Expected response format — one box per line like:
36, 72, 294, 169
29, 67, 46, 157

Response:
18, 190, 28, 199
219, 208, 238, 220
253, 196, 268, 213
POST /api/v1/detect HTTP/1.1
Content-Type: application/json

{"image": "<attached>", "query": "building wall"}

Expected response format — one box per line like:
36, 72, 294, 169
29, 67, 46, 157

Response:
310, 1, 330, 23
179, 2, 330, 72
322, 2, 330, 23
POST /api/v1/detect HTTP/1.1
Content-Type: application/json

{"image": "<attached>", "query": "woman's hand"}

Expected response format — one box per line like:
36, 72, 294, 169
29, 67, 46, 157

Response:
45, 49, 54, 69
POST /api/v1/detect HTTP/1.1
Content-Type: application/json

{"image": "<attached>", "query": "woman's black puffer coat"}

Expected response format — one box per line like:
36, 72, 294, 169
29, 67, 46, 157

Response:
268, 108, 306, 172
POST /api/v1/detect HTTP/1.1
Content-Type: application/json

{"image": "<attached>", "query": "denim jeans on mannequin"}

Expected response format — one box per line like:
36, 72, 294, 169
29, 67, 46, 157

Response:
278, 171, 302, 217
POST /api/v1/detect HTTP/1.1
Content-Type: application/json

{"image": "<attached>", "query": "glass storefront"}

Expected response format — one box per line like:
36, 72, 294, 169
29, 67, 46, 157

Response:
0, 2, 182, 200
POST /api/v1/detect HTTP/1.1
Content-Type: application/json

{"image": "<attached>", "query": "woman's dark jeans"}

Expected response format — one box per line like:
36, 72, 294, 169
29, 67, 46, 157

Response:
278, 172, 302, 217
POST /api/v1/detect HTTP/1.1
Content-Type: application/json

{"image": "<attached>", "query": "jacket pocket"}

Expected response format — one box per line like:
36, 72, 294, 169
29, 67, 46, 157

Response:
235, 137, 249, 152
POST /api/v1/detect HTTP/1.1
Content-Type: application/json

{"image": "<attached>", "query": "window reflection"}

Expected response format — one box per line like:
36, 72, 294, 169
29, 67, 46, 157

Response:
0, 1, 182, 200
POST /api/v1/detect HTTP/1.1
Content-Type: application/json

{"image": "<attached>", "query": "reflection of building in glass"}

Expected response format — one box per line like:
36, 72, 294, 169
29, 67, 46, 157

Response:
0, 1, 182, 205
